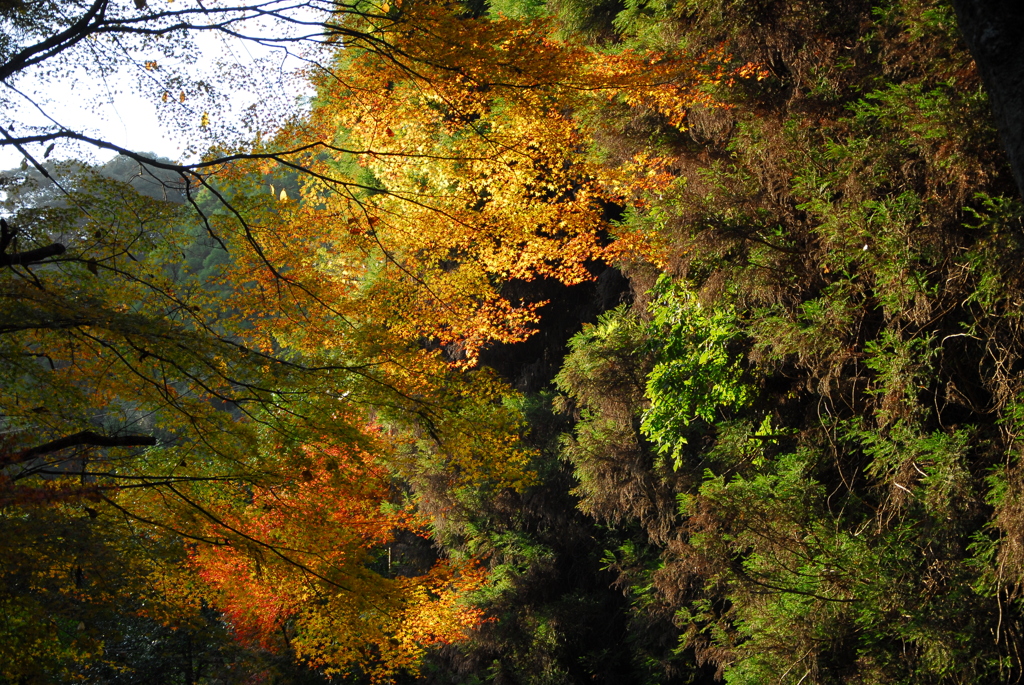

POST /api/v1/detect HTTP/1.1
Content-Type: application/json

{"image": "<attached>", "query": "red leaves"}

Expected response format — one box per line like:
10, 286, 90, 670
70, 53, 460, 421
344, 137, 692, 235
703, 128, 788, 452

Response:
182, 437, 491, 678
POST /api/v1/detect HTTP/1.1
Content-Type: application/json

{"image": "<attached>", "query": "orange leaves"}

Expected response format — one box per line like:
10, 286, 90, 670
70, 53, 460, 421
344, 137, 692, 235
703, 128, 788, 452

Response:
302, 34, 607, 359
603, 152, 679, 202
288, 6, 754, 367
187, 438, 488, 680
587, 44, 740, 128
385, 559, 488, 658
735, 60, 770, 81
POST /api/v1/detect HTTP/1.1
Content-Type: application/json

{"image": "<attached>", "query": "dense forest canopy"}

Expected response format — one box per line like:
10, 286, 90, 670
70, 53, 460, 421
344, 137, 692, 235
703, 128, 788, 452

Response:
2, 0, 1024, 683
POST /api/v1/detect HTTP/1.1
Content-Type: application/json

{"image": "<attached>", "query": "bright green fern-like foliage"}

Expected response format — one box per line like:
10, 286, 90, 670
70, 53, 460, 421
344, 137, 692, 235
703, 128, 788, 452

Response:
641, 276, 754, 470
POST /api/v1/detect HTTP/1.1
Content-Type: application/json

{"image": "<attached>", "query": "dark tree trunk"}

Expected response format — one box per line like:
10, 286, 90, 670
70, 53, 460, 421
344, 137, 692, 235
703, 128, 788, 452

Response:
951, 0, 1024, 199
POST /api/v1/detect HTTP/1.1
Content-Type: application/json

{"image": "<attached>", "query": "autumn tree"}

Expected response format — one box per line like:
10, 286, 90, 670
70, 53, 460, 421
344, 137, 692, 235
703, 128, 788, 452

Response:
251, 0, 756, 365
0, 95, 534, 682
1, 0, 762, 680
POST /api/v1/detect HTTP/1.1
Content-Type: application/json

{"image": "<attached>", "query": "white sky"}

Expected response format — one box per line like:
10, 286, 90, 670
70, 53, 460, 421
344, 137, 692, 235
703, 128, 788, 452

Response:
8, 80, 181, 167
1, 10, 319, 171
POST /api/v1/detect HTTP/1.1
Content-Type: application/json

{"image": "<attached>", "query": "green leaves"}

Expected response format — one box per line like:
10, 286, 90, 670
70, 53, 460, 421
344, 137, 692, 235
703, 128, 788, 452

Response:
641, 275, 752, 470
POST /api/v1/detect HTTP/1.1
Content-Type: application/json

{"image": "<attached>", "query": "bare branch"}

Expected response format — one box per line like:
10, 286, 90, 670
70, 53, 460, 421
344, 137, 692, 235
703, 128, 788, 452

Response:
0, 242, 66, 267
12, 430, 156, 465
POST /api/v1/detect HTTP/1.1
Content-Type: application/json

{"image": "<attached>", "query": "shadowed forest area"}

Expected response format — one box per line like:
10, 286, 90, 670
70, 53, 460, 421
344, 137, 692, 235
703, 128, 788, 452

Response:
2, 0, 1024, 683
